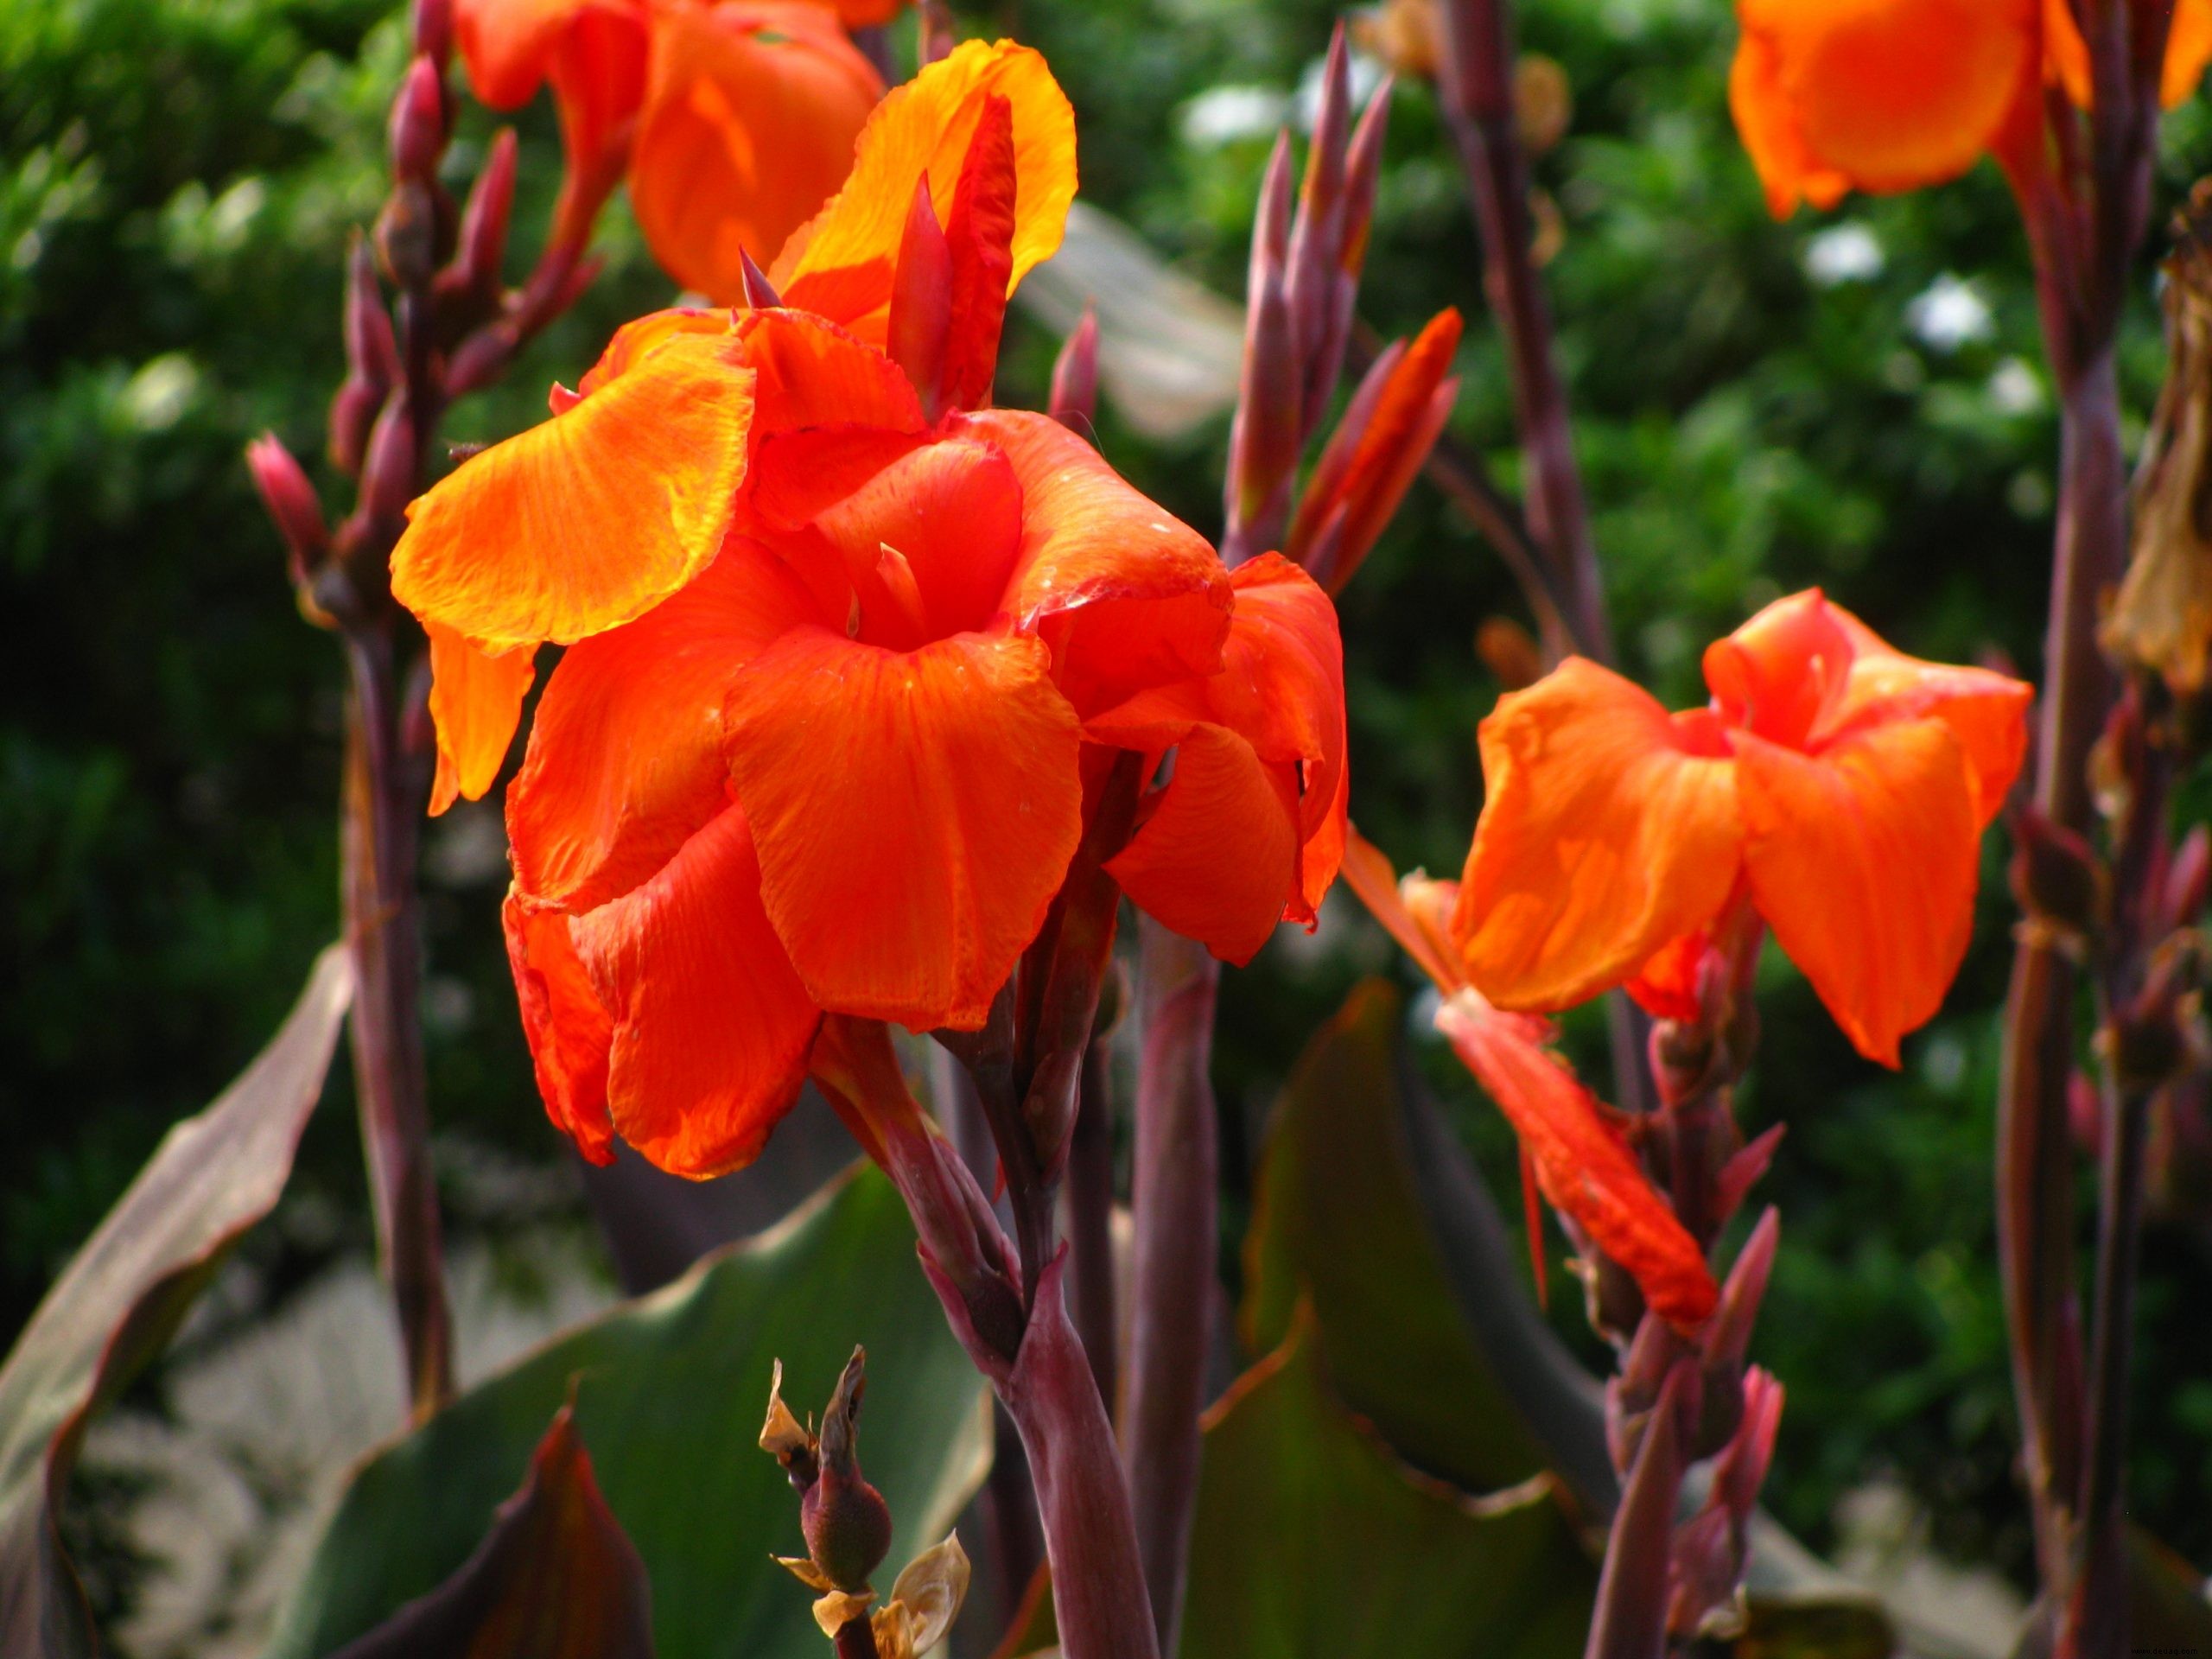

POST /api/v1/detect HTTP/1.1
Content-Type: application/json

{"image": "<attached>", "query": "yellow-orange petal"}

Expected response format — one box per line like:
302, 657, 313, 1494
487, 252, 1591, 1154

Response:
725, 626, 1084, 1030
570, 804, 821, 1178
1733, 719, 1980, 1068
502, 891, 616, 1164
393, 331, 756, 652
957, 407, 1231, 716
507, 538, 827, 912
629, 3, 883, 304
2165, 0, 2212, 104
424, 622, 536, 815
1434, 990, 1719, 1328
1453, 658, 1744, 1012
770, 39, 1076, 344
1734, 0, 2037, 205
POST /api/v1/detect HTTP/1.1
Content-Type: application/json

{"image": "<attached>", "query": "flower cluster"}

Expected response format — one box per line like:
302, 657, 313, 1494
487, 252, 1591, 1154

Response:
391, 42, 1349, 1179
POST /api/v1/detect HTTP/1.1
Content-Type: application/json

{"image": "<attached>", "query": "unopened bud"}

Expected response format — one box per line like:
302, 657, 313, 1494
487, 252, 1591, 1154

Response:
739, 247, 782, 309
800, 1349, 893, 1592
2009, 806, 2104, 947
342, 233, 399, 386
390, 56, 448, 187
328, 376, 383, 477
451, 128, 517, 306
1048, 305, 1099, 433
2165, 824, 2209, 931
247, 435, 329, 582
377, 179, 441, 291
360, 397, 418, 530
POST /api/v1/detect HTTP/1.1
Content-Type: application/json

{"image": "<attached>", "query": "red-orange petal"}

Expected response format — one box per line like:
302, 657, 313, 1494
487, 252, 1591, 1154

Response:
503, 891, 616, 1164
628, 3, 883, 304
456, 0, 638, 108
1733, 719, 1980, 1067
570, 804, 821, 1178
736, 307, 930, 441
507, 539, 827, 912
1434, 990, 1718, 1328
725, 626, 1084, 1030
957, 407, 1231, 716
392, 331, 756, 652
1106, 723, 1303, 965
424, 622, 536, 815
1453, 658, 1745, 1012
771, 39, 1076, 344
938, 92, 1018, 411
1727, 21, 1852, 216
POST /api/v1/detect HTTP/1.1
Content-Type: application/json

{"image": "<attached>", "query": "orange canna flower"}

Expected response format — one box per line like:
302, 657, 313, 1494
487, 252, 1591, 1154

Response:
1340, 831, 1719, 1328
1452, 590, 2031, 1067
394, 46, 1347, 1178
454, 0, 882, 276
1729, 0, 2212, 218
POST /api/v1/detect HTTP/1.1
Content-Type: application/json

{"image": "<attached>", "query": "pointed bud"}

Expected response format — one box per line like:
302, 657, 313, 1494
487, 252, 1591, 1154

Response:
1712, 1122, 1784, 1222
342, 233, 399, 389
389, 55, 448, 188
1222, 136, 1300, 566
247, 435, 329, 594
359, 397, 419, 531
2164, 824, 2209, 931
1048, 304, 1100, 433
1590, 1358, 1694, 1658
740, 247, 783, 309
2009, 805, 2105, 948
886, 176, 953, 419
453, 127, 517, 304
1694, 1206, 1778, 1459
801, 1348, 894, 1592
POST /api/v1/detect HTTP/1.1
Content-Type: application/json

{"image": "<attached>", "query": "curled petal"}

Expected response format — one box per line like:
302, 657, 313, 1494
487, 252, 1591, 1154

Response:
1335, 826, 1465, 993
502, 893, 615, 1164
424, 622, 535, 815
737, 307, 930, 441
962, 407, 1230, 715
1434, 991, 1718, 1327
630, 4, 883, 303
393, 332, 756, 652
1453, 658, 1743, 1012
569, 805, 821, 1178
726, 627, 1084, 1030
508, 540, 825, 912
771, 39, 1077, 343
1733, 719, 1980, 1067
455, 0, 641, 108
1702, 587, 1859, 751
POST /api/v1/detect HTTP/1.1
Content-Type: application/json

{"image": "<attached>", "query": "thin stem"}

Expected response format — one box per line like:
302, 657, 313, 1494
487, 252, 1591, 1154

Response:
1065, 1035, 1120, 1412
340, 622, 452, 1421
1120, 919, 1218, 1657
1436, 0, 1611, 664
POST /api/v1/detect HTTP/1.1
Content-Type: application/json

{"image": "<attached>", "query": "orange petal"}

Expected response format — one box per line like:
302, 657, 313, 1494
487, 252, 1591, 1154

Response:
455, 0, 639, 108
392, 331, 755, 652
1727, 21, 1852, 216
1434, 990, 1718, 1328
1338, 827, 1466, 993
570, 805, 821, 1178
799, 0, 910, 22
736, 307, 929, 439
770, 39, 1076, 344
725, 626, 1084, 1030
545, 3, 652, 249
1733, 0, 2036, 204
1820, 601, 2032, 827
424, 622, 536, 815
957, 407, 1231, 716
503, 892, 615, 1164
629, 3, 884, 303
1703, 587, 1859, 750
1106, 723, 1303, 965
575, 306, 737, 397
1733, 719, 1980, 1067
507, 539, 827, 912
2165, 0, 2212, 105
1624, 930, 1710, 1023
1453, 658, 1744, 1012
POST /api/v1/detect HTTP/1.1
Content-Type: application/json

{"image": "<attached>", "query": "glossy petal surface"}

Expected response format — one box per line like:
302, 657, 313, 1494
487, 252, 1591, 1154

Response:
726, 627, 1084, 1029
503, 894, 615, 1164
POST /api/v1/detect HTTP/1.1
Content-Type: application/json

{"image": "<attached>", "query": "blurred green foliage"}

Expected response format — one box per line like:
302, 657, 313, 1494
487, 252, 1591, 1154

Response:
6, 0, 2210, 1613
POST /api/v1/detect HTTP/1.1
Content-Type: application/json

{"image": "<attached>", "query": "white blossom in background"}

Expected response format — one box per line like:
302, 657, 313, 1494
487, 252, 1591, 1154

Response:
1178, 84, 1287, 149
1987, 357, 2044, 416
1906, 274, 1996, 353
1803, 221, 1885, 287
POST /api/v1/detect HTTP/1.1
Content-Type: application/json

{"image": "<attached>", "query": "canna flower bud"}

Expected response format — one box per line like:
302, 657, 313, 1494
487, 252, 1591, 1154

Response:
800, 1349, 894, 1592
447, 127, 518, 316
738, 248, 783, 310
1047, 305, 1099, 433
247, 435, 331, 607
377, 178, 442, 292
359, 397, 420, 535
389, 55, 449, 188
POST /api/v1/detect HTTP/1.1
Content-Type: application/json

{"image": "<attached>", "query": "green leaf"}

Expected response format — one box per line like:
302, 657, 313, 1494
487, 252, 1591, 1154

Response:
1180, 1308, 1597, 1659
266, 1164, 991, 1659
1243, 978, 1613, 1507
0, 944, 353, 1659
327, 1402, 654, 1659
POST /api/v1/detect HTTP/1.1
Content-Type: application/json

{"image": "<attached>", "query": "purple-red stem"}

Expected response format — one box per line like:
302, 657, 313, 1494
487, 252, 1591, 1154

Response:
1121, 920, 1219, 1656
1065, 1036, 1120, 1413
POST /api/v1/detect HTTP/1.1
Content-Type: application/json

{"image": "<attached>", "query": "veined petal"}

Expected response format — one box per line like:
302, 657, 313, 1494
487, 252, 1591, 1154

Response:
393, 331, 756, 651
502, 892, 615, 1164
1453, 658, 1744, 1012
726, 627, 1084, 1030
629, 3, 883, 304
424, 622, 536, 815
508, 539, 826, 912
570, 805, 821, 1178
770, 40, 1076, 343
1106, 723, 1302, 965
1734, 719, 1980, 1067
1733, 0, 2037, 204
1434, 991, 1718, 1327
959, 407, 1230, 715
736, 307, 929, 440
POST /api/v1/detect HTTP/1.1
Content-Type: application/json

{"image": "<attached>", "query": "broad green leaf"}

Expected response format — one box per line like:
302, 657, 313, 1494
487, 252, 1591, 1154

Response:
1243, 978, 1612, 1506
1180, 1310, 1596, 1659
0, 944, 353, 1659
326, 1402, 653, 1659
266, 1165, 991, 1659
